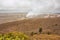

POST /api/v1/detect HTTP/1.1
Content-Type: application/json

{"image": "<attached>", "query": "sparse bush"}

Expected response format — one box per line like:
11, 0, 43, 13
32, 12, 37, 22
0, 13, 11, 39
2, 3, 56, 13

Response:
39, 27, 42, 34
34, 33, 37, 34
55, 24, 58, 26
47, 32, 51, 35
31, 32, 34, 36
31, 32, 37, 36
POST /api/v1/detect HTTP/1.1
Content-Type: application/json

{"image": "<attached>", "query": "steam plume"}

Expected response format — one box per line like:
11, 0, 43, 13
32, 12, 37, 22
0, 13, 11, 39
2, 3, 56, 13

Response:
26, 0, 60, 18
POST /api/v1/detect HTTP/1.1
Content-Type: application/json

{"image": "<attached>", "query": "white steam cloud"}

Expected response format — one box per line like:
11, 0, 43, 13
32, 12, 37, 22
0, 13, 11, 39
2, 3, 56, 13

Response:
26, 0, 60, 18
0, 0, 60, 18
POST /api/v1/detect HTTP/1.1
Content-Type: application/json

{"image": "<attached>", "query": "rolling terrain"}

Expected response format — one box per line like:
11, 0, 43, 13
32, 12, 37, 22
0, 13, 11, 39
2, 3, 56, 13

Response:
0, 15, 60, 35
0, 13, 27, 24
0, 13, 60, 40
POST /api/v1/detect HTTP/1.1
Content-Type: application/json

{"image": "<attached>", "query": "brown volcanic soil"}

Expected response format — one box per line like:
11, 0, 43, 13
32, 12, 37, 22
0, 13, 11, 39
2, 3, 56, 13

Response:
0, 17, 60, 35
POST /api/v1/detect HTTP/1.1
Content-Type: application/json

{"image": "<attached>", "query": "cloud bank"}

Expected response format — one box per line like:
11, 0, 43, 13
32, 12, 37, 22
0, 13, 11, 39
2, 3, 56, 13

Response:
0, 0, 60, 18
0, 0, 32, 12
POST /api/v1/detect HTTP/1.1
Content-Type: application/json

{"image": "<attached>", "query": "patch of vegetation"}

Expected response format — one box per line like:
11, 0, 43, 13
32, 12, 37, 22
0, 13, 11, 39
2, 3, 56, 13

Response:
31, 32, 34, 36
47, 32, 51, 35
39, 27, 42, 34
0, 32, 29, 40
55, 24, 58, 26
31, 32, 37, 36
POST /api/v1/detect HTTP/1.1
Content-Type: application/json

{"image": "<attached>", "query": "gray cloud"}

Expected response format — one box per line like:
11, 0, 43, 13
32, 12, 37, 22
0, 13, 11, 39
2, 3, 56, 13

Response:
0, 0, 60, 18
0, 0, 32, 13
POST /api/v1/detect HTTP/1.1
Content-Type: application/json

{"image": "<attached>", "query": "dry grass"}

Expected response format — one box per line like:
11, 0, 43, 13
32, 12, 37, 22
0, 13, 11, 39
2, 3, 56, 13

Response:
31, 34, 60, 40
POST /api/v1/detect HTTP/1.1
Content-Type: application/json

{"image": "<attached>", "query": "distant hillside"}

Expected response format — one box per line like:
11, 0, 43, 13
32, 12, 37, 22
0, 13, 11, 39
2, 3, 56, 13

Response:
0, 16, 60, 35
0, 13, 27, 24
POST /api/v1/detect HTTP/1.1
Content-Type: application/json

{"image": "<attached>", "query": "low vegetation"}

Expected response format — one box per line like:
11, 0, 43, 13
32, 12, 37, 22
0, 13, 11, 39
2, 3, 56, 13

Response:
0, 32, 29, 40
39, 27, 42, 34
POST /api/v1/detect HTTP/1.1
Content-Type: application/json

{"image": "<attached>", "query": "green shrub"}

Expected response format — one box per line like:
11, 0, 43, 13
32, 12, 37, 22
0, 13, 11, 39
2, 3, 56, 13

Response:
0, 32, 29, 40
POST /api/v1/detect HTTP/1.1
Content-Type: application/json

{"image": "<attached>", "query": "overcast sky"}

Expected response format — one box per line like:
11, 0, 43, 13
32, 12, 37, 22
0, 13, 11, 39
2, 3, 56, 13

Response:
0, 0, 33, 13
0, 0, 60, 14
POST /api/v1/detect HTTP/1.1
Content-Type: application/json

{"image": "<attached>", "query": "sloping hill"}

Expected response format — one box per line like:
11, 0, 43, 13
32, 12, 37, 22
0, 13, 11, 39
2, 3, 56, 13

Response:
0, 13, 26, 24
0, 17, 60, 35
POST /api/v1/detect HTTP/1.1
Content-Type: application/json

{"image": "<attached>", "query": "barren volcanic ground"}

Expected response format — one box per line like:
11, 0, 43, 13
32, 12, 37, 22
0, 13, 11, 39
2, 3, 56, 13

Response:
0, 16, 60, 35
0, 13, 60, 40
